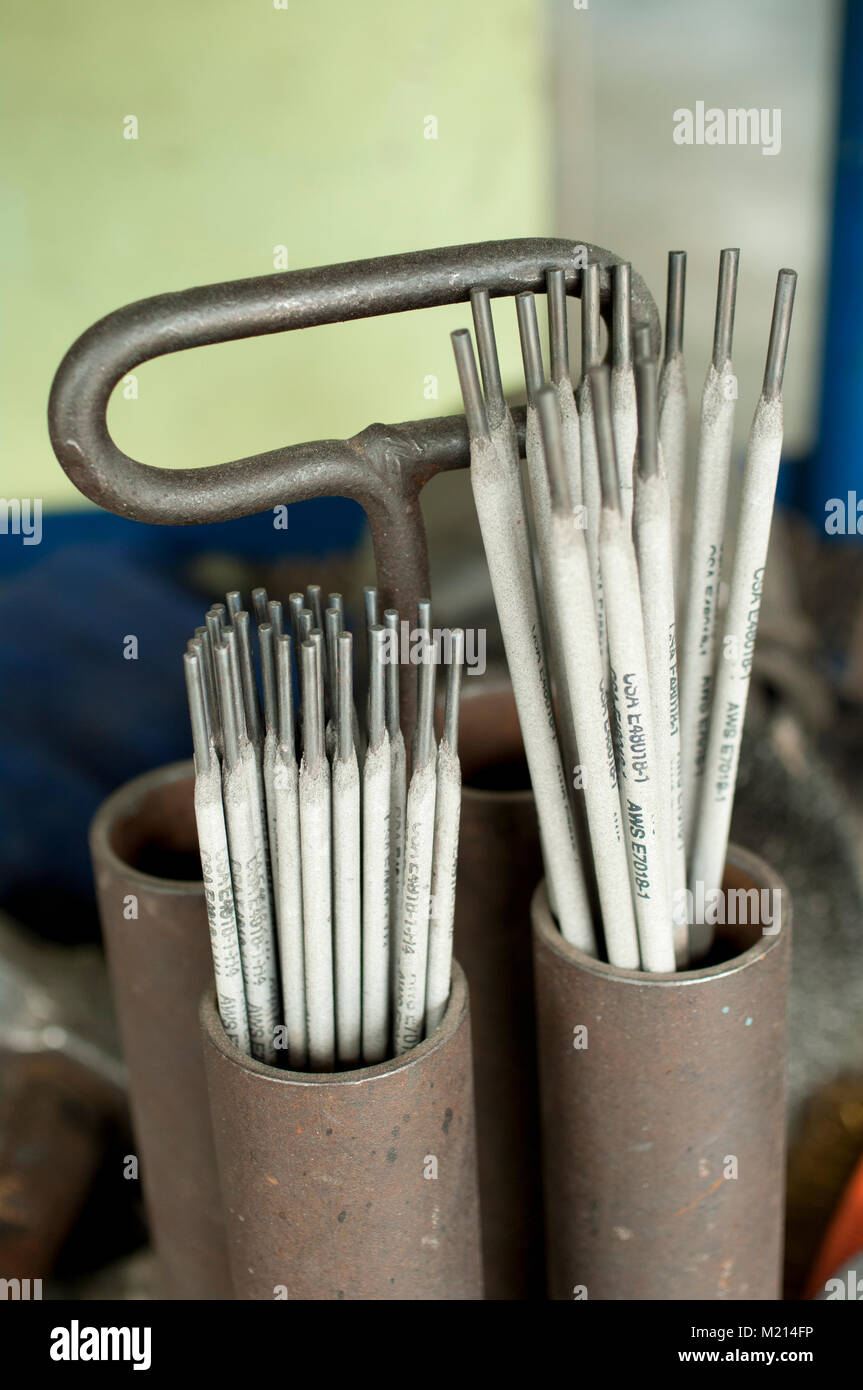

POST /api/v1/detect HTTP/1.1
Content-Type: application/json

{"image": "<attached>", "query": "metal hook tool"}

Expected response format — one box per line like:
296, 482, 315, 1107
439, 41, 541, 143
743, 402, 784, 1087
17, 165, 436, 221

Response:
48, 239, 660, 621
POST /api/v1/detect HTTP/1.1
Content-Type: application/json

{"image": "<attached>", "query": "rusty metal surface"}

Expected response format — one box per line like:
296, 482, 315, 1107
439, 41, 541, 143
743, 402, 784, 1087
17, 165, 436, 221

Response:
532, 845, 791, 1301
0, 1053, 105, 1281
90, 760, 233, 1300
201, 961, 482, 1300
454, 683, 545, 1299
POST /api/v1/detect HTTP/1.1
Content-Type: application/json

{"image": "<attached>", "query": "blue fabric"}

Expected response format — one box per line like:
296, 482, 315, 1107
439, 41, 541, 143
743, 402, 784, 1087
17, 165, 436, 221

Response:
0, 545, 211, 935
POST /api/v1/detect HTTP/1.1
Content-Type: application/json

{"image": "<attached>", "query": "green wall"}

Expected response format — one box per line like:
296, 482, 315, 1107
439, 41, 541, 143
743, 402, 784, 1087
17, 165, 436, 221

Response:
0, 0, 549, 508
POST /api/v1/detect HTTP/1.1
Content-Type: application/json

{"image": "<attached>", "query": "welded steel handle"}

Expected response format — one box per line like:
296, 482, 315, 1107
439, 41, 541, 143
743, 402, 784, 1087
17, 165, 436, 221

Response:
48, 238, 659, 620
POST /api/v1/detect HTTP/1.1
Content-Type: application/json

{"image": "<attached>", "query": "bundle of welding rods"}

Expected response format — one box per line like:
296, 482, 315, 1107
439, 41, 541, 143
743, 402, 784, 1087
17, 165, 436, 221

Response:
183, 589, 465, 1070
451, 251, 796, 971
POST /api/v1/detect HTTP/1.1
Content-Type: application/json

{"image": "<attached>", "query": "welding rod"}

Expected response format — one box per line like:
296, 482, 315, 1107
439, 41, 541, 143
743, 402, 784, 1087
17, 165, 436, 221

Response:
592, 365, 675, 972
451, 327, 596, 953
362, 624, 392, 1063
547, 268, 582, 511
536, 385, 640, 968
470, 288, 534, 582
632, 331, 689, 965
184, 650, 251, 1053
258, 620, 280, 901
332, 630, 361, 1066
273, 632, 307, 1067
679, 249, 740, 848
658, 251, 689, 584
394, 624, 438, 1054
611, 263, 638, 529
384, 608, 407, 999
298, 634, 335, 1070
425, 630, 465, 1033
214, 634, 280, 1062
577, 262, 607, 674
689, 270, 797, 946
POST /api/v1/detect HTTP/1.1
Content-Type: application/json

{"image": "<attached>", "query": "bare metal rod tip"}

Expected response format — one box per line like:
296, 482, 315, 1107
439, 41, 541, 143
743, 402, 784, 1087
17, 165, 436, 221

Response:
336, 631, 354, 763
612, 263, 632, 371
368, 624, 387, 749
183, 650, 211, 772
536, 384, 571, 512
267, 598, 284, 639
633, 335, 659, 480
515, 292, 545, 403
251, 587, 269, 627
546, 267, 570, 385
588, 365, 621, 510
664, 251, 686, 360
712, 248, 740, 370
470, 288, 504, 423
276, 632, 295, 754
451, 328, 490, 441
444, 628, 465, 753
581, 262, 601, 380
383, 608, 400, 738
762, 268, 797, 399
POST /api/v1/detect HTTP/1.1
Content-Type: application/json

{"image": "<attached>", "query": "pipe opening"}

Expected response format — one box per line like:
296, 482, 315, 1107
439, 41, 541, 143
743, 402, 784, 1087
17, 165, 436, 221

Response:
108, 775, 201, 882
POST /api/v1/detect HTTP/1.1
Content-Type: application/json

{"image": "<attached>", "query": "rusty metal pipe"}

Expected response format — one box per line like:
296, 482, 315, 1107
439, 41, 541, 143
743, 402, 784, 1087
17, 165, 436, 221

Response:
200, 961, 482, 1300
453, 682, 545, 1299
532, 845, 791, 1301
90, 761, 233, 1300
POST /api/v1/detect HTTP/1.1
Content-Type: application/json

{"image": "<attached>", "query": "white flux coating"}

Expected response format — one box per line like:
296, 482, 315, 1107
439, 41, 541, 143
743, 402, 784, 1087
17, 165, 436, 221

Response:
394, 754, 437, 1054
424, 737, 462, 1034
222, 747, 280, 1063
634, 467, 688, 964
388, 728, 407, 996
361, 729, 391, 1063
547, 508, 639, 968
679, 363, 737, 848
194, 758, 251, 1054
263, 727, 279, 901
577, 379, 607, 673
658, 352, 689, 584
600, 505, 675, 972
332, 745, 361, 1065
556, 378, 582, 511
611, 364, 638, 528
298, 755, 335, 1070
272, 744, 307, 1068
470, 433, 596, 952
690, 396, 784, 914
525, 404, 579, 781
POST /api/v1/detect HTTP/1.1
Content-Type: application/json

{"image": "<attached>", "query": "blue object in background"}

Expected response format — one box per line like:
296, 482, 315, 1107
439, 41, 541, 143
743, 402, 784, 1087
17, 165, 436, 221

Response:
0, 497, 366, 940
808, 0, 863, 533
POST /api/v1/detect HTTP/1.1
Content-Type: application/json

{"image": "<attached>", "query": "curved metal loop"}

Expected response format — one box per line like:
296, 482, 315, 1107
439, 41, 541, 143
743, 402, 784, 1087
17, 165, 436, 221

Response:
47, 239, 660, 655
48, 238, 659, 524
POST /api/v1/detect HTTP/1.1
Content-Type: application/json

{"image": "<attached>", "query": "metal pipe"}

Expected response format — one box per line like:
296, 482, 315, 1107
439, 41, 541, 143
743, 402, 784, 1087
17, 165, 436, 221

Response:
89, 760, 233, 1300
453, 681, 546, 1300
200, 961, 482, 1300
532, 843, 791, 1300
